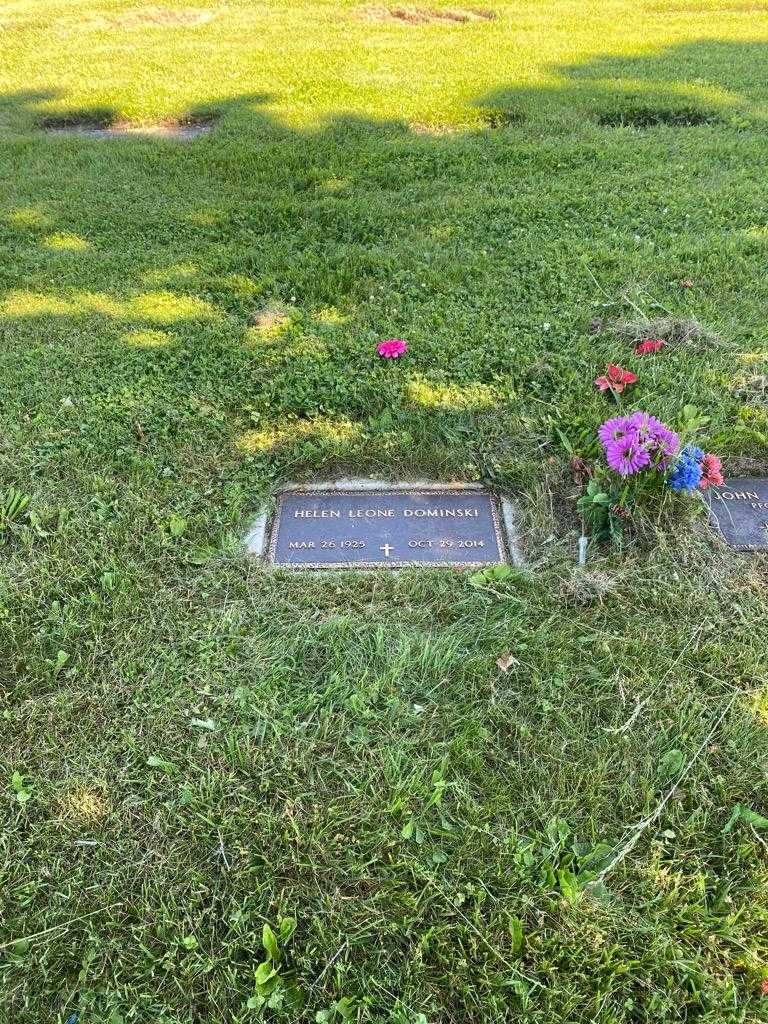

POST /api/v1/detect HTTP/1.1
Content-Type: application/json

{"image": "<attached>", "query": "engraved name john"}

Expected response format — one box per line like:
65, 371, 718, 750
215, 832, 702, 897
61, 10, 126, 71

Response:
706, 479, 768, 551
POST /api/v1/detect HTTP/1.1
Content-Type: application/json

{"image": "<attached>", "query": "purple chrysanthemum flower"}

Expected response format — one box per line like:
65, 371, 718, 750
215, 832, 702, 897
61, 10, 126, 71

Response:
598, 415, 633, 447
626, 411, 653, 436
652, 425, 680, 462
605, 434, 652, 476
645, 417, 679, 455
599, 410, 679, 477
624, 411, 679, 463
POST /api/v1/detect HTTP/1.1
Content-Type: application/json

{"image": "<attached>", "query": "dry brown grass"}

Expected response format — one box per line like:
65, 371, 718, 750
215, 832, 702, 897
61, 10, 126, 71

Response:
611, 315, 722, 350
88, 7, 217, 29
733, 374, 768, 405
359, 5, 495, 24
559, 568, 619, 607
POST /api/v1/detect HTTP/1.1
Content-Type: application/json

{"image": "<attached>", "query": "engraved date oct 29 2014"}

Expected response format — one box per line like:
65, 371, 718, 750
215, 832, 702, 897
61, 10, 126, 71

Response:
287, 538, 487, 551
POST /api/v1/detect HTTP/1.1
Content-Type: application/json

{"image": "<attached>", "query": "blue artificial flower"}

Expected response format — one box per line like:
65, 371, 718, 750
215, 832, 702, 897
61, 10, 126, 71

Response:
667, 445, 703, 492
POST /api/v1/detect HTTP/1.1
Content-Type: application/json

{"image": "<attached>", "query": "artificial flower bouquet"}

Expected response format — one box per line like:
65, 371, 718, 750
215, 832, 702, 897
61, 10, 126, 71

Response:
579, 410, 723, 545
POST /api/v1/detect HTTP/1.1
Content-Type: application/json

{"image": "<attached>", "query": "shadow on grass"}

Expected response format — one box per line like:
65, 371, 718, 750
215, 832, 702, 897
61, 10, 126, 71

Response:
1, 41, 767, 495
476, 39, 768, 128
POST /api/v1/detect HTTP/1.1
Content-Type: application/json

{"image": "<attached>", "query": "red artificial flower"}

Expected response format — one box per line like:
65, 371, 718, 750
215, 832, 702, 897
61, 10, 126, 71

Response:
761, 978, 768, 996
699, 453, 724, 490
595, 363, 638, 394
635, 338, 667, 356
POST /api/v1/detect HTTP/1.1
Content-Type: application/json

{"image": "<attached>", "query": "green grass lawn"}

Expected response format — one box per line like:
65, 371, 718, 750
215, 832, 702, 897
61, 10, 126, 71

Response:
2, 1, 768, 1021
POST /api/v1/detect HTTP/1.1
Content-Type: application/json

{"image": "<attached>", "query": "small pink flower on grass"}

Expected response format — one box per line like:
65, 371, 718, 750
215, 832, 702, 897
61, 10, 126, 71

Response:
377, 338, 408, 359
635, 338, 667, 355
595, 363, 637, 394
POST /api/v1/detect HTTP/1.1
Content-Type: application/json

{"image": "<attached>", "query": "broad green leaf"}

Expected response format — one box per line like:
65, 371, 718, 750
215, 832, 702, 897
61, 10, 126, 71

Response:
509, 915, 524, 955
254, 960, 277, 986
168, 514, 187, 537
557, 867, 581, 904
190, 717, 215, 731
723, 804, 768, 833
262, 922, 280, 963
658, 748, 684, 778
335, 996, 355, 1019
739, 806, 768, 829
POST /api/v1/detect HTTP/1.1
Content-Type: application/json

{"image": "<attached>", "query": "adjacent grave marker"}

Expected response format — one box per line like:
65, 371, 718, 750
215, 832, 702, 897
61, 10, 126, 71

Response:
705, 478, 768, 551
255, 483, 513, 568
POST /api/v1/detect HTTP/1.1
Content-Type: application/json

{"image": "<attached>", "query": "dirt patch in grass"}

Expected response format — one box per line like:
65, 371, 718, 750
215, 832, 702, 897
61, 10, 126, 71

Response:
42, 115, 215, 141
88, 7, 216, 29
249, 307, 291, 334
597, 105, 721, 128
360, 5, 495, 24
733, 374, 768, 404
725, 455, 768, 476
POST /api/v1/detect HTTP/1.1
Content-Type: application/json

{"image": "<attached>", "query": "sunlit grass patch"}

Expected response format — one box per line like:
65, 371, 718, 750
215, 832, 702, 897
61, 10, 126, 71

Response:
123, 328, 173, 347
219, 273, 260, 297
1, 290, 79, 317
7, 207, 53, 229
0, 289, 218, 323
3, 3, 768, 1021
42, 231, 88, 251
319, 177, 352, 192
407, 377, 497, 409
141, 263, 198, 285
313, 306, 350, 325
186, 208, 226, 226
235, 417, 358, 454
127, 290, 217, 322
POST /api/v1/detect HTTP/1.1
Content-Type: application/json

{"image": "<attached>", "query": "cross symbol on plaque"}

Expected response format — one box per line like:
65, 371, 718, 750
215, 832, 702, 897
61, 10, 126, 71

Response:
379, 543, 394, 558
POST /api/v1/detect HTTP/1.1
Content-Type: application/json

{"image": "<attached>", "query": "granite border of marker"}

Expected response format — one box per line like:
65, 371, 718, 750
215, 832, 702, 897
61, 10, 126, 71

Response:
245, 479, 523, 568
